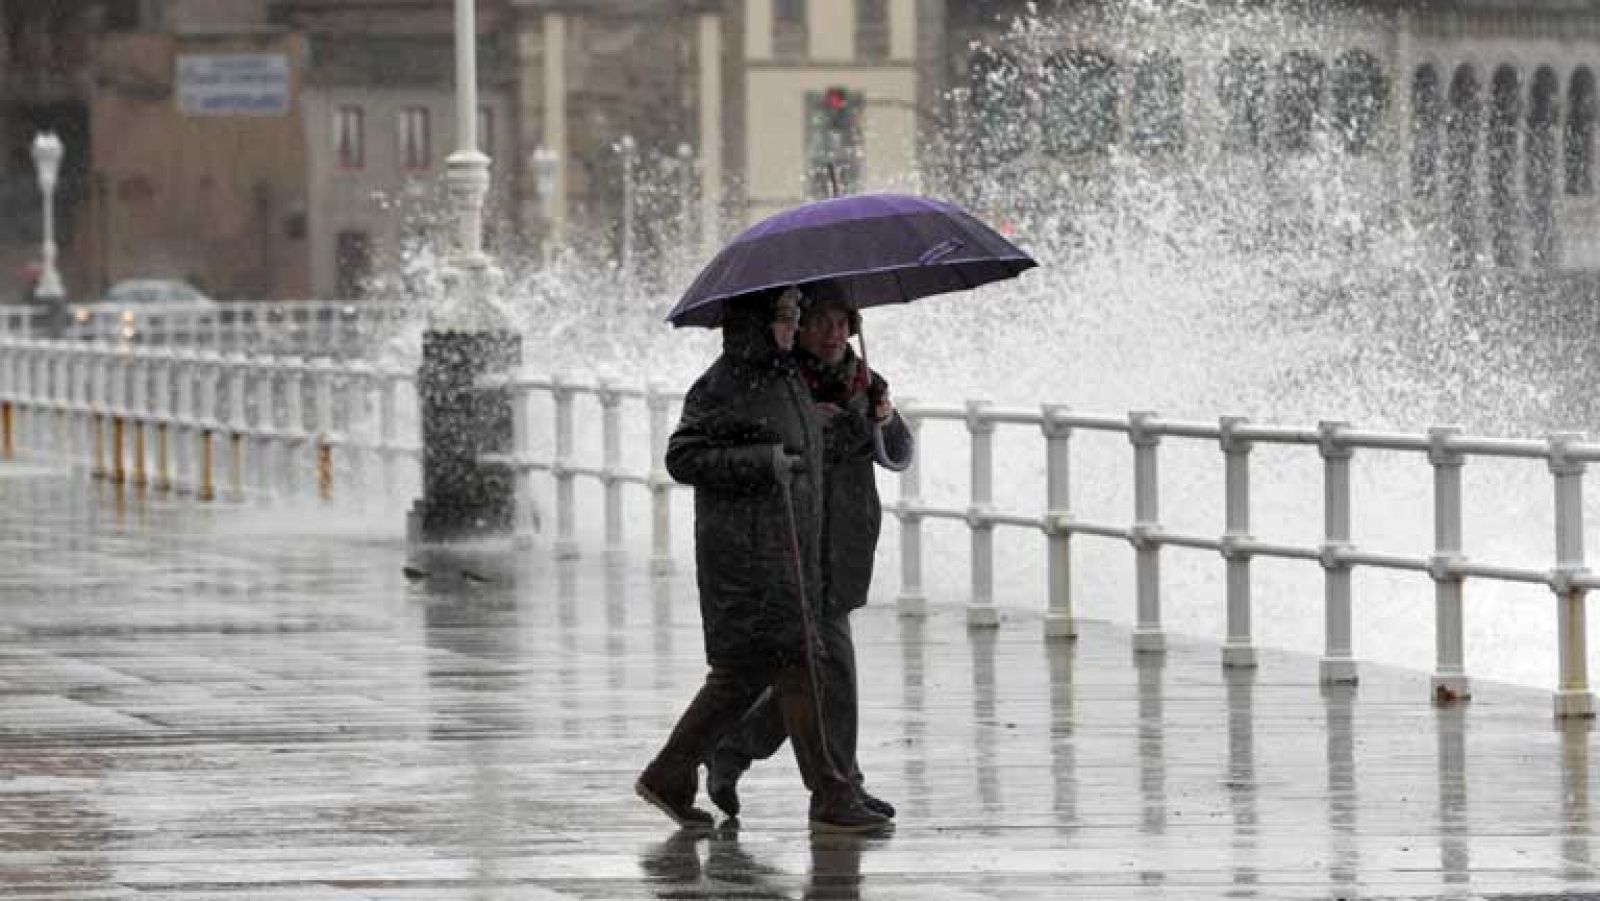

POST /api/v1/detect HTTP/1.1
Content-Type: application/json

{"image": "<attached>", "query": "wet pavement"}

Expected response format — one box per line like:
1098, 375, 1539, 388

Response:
0, 462, 1596, 899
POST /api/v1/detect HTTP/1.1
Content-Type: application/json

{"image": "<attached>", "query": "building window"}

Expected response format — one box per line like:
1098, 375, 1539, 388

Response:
1330, 50, 1387, 155
478, 105, 495, 156
1411, 65, 1441, 200
774, 0, 807, 58
335, 105, 364, 170
1218, 49, 1266, 151
1528, 67, 1560, 267
1566, 67, 1595, 196
1042, 49, 1117, 156
806, 86, 863, 198
856, 0, 888, 61
1487, 66, 1521, 268
399, 106, 430, 171
1274, 52, 1324, 154
1445, 64, 1481, 267
967, 47, 1028, 164
1131, 52, 1185, 156
335, 231, 371, 299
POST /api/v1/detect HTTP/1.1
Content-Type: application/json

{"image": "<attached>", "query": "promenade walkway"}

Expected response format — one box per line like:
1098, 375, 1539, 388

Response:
0, 460, 1594, 900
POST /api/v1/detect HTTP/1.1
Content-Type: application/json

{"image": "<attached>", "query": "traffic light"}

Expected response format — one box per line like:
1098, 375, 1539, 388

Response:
807, 86, 863, 197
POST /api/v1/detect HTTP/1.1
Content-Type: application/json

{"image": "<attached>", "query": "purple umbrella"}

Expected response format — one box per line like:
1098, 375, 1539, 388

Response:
666, 193, 1037, 328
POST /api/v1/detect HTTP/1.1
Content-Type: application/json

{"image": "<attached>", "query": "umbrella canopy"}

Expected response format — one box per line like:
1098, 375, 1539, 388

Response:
667, 193, 1037, 328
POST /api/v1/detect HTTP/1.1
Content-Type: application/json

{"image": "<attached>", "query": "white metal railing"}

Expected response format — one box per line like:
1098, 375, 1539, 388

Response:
5, 339, 1597, 719
0, 300, 408, 358
890, 401, 1597, 719
0, 337, 420, 509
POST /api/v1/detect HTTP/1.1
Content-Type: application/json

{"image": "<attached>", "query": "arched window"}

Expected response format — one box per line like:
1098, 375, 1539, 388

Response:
1566, 67, 1595, 195
967, 47, 1029, 163
1042, 49, 1118, 156
1331, 50, 1388, 154
1446, 64, 1481, 266
1411, 65, 1441, 199
1218, 49, 1266, 151
1487, 66, 1521, 268
1274, 52, 1325, 154
1528, 67, 1560, 267
1130, 52, 1185, 156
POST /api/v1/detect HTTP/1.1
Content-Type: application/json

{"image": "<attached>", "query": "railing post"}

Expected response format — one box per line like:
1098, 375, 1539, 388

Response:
896, 406, 926, 617
89, 349, 106, 479
313, 360, 336, 504
1042, 404, 1075, 639
129, 355, 148, 489
1318, 420, 1358, 684
1129, 410, 1164, 653
152, 356, 172, 492
173, 353, 196, 493
226, 356, 248, 501
255, 361, 277, 501
1549, 433, 1595, 718
196, 354, 220, 502
646, 381, 674, 575
283, 357, 306, 501
1220, 415, 1257, 668
1428, 426, 1469, 703
509, 379, 536, 545
966, 400, 998, 628
599, 377, 624, 561
379, 372, 398, 503
109, 354, 127, 486
342, 361, 370, 509
552, 374, 579, 559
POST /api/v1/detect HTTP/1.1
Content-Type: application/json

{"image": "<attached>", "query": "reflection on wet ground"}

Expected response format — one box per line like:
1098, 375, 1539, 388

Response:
0, 466, 1596, 898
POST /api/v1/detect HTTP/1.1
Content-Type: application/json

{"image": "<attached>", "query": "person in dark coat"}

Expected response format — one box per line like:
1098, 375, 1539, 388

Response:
635, 286, 889, 834
703, 291, 914, 822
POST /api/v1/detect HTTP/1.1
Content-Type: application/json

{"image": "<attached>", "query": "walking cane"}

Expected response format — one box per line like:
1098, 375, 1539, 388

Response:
777, 461, 845, 781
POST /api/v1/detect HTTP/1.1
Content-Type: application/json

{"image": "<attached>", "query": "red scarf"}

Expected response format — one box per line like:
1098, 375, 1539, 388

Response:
795, 346, 870, 405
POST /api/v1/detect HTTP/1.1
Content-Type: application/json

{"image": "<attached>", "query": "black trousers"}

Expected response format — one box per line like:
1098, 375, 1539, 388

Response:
712, 608, 862, 784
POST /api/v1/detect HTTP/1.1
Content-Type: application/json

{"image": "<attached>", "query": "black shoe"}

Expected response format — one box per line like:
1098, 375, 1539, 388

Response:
809, 793, 892, 834
706, 761, 742, 818
859, 790, 896, 819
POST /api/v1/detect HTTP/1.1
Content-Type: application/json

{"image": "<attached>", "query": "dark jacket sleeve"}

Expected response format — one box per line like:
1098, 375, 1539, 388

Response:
868, 371, 914, 471
665, 376, 781, 493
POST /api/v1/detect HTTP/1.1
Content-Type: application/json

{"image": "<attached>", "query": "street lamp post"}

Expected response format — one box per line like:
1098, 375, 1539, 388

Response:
619, 134, 636, 287
408, 0, 522, 560
531, 145, 560, 265
31, 132, 65, 337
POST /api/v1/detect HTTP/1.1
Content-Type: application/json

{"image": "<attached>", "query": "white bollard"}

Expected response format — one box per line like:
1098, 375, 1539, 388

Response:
552, 375, 578, 559
283, 358, 306, 501
1318, 420, 1358, 684
254, 361, 277, 501
599, 378, 624, 561
646, 381, 673, 575
1129, 410, 1164, 653
1428, 426, 1469, 702
966, 401, 998, 628
1042, 404, 1075, 639
1549, 433, 1594, 718
896, 408, 926, 617
1220, 415, 1257, 668
510, 379, 535, 545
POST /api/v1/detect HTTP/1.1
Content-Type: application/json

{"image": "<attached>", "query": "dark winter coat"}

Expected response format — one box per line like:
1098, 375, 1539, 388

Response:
797, 347, 914, 614
665, 295, 825, 670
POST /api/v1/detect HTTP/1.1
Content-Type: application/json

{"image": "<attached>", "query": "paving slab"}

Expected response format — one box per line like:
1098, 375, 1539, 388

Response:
0, 462, 1595, 899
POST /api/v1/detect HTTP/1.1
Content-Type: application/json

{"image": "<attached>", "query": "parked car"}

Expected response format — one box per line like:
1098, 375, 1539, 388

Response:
68, 279, 216, 342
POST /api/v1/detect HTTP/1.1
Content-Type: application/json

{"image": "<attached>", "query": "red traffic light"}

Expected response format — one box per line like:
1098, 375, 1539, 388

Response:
825, 87, 847, 111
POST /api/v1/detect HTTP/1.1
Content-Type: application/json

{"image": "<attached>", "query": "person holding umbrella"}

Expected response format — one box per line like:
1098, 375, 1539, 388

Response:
635, 286, 891, 834
703, 288, 913, 822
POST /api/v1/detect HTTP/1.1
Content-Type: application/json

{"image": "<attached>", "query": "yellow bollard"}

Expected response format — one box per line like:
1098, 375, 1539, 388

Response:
111, 418, 126, 485
317, 441, 333, 503
198, 430, 215, 502
229, 433, 243, 500
1, 400, 12, 460
155, 423, 171, 493
91, 414, 106, 478
132, 422, 147, 489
